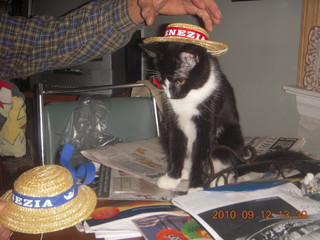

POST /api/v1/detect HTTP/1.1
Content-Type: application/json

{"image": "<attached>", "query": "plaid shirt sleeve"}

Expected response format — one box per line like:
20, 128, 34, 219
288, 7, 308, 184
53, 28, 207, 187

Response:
0, 0, 144, 80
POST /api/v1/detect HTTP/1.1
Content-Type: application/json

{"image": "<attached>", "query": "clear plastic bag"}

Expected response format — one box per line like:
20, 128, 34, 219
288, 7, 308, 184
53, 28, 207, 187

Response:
58, 96, 121, 168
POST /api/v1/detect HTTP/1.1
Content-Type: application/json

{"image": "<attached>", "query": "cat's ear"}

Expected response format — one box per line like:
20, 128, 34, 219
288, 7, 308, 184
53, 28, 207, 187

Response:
140, 43, 163, 58
180, 52, 199, 70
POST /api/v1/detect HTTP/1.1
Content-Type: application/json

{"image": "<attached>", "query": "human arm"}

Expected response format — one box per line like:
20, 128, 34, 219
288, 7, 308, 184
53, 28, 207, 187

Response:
0, 0, 221, 80
0, 0, 142, 80
0, 202, 10, 240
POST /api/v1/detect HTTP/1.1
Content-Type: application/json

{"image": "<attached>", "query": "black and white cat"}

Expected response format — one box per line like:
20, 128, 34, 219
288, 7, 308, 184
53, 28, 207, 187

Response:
142, 41, 320, 192
142, 42, 245, 191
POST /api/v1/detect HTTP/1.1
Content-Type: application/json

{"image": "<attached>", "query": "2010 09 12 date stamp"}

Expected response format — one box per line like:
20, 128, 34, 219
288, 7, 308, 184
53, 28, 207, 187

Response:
212, 210, 308, 220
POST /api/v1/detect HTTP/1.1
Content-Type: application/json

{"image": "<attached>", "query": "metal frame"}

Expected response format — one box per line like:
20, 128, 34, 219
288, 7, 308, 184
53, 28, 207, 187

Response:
34, 83, 160, 165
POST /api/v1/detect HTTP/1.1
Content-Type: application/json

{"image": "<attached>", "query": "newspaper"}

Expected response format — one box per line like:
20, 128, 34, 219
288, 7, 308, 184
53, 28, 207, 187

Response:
82, 136, 306, 199
172, 181, 320, 240
244, 136, 305, 155
97, 165, 184, 201
81, 138, 189, 192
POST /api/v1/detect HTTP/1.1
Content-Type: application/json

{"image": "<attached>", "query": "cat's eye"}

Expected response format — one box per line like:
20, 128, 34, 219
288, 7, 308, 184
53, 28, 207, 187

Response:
176, 79, 186, 85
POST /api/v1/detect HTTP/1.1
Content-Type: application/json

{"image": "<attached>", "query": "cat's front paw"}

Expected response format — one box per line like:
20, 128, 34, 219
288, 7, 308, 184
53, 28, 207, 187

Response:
157, 174, 181, 190
181, 168, 190, 180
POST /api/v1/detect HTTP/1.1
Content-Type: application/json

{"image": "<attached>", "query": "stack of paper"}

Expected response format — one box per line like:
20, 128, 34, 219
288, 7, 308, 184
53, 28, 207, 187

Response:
77, 200, 212, 240
172, 180, 320, 240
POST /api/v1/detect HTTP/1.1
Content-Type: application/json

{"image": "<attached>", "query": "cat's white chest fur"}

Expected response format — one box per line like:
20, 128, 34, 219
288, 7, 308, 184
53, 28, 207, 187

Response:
158, 68, 219, 190
169, 69, 218, 138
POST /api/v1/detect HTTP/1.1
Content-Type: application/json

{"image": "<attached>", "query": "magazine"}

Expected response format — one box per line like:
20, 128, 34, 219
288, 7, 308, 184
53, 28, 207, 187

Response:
172, 180, 320, 240
133, 213, 213, 240
82, 200, 184, 239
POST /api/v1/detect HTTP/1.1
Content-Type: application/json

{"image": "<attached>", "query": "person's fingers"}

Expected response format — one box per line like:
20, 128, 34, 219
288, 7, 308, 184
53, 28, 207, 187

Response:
191, 0, 221, 27
144, 10, 157, 26
194, 8, 214, 31
138, 0, 221, 30
0, 202, 5, 211
0, 203, 10, 240
0, 228, 10, 240
190, 0, 206, 9
138, 0, 158, 25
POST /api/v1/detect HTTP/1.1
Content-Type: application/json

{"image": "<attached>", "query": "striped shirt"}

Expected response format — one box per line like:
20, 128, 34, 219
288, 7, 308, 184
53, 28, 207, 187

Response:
0, 0, 144, 80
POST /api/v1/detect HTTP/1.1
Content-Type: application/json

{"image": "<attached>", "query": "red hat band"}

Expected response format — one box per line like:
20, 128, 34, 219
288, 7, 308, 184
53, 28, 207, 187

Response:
164, 27, 208, 41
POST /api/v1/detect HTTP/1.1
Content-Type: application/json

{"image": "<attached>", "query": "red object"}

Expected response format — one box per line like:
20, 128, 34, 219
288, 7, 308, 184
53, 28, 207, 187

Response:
0, 80, 12, 89
91, 207, 120, 219
156, 228, 189, 240
153, 77, 162, 88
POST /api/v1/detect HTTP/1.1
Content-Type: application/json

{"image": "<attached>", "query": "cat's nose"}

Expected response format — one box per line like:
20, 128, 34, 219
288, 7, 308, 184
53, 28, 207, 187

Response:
162, 85, 172, 99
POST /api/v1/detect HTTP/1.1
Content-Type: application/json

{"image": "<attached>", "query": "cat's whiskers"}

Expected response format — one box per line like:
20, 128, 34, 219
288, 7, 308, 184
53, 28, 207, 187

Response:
144, 68, 161, 79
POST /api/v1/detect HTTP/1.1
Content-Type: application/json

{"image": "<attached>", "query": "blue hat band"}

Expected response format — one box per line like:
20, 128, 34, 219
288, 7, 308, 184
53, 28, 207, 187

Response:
12, 185, 78, 209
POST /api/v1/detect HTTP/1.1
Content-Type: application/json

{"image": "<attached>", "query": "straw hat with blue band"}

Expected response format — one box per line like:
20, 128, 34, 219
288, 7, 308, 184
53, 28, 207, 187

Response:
0, 144, 97, 234
143, 23, 228, 56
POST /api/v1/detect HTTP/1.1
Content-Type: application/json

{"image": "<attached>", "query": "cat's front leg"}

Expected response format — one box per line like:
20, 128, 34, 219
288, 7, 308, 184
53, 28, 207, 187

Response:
157, 156, 184, 189
157, 156, 190, 190
188, 123, 212, 189
157, 129, 187, 190
157, 174, 182, 190
157, 155, 186, 190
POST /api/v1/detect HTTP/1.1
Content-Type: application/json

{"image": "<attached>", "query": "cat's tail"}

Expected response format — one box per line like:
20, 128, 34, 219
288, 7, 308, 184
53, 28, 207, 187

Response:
205, 146, 320, 188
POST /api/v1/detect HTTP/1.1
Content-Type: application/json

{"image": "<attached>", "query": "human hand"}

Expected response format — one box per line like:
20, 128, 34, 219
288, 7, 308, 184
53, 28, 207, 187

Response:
130, 0, 222, 31
0, 202, 11, 240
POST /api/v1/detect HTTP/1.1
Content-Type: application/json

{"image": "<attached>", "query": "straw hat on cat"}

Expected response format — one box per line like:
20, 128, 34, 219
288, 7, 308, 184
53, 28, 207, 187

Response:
0, 164, 97, 234
143, 23, 228, 56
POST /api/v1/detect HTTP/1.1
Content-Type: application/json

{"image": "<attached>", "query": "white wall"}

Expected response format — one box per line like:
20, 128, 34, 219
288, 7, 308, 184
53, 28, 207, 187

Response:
213, 0, 302, 138
142, 1, 320, 154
